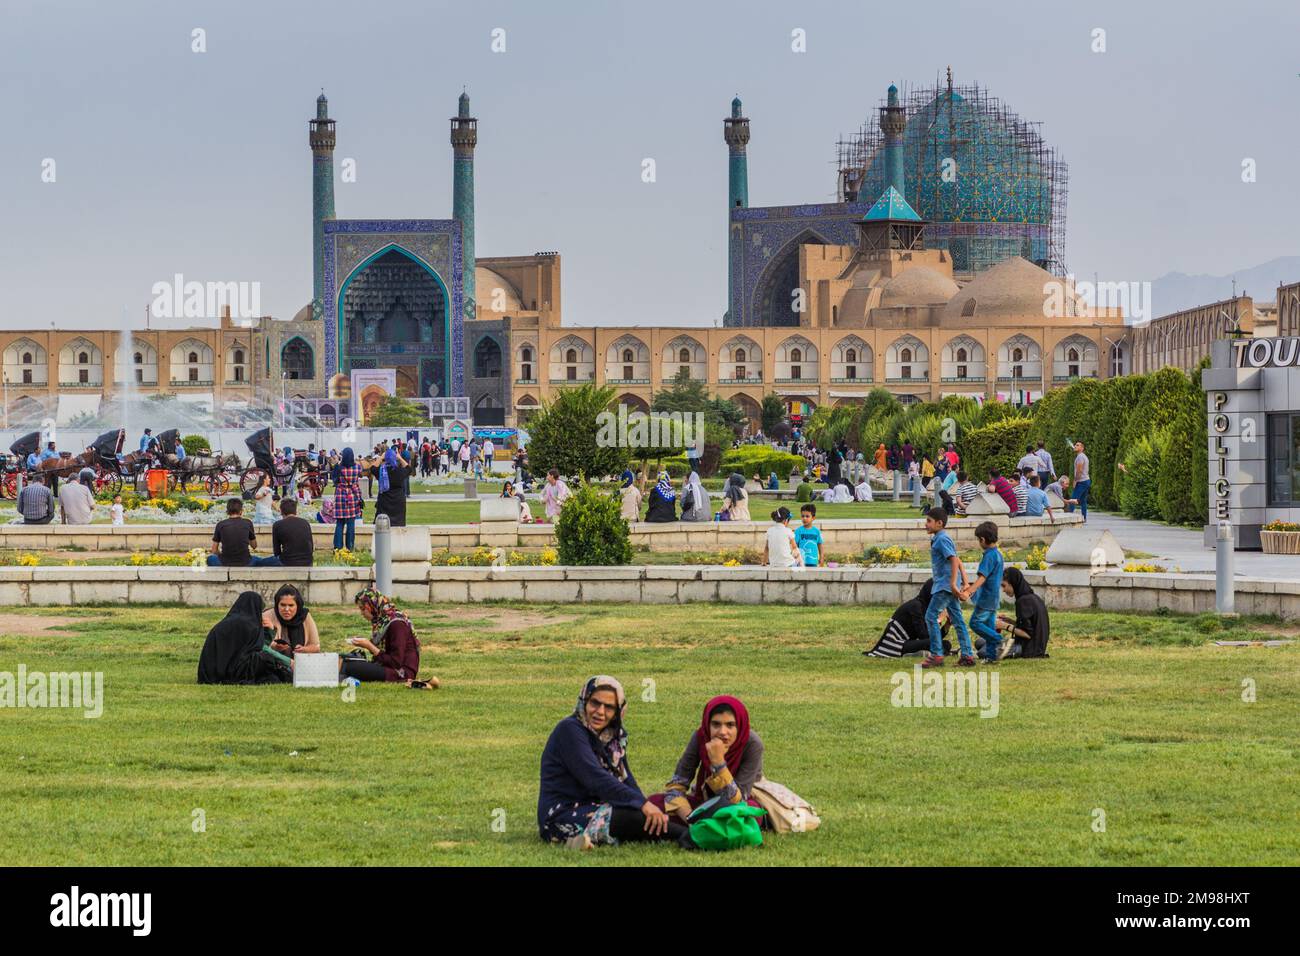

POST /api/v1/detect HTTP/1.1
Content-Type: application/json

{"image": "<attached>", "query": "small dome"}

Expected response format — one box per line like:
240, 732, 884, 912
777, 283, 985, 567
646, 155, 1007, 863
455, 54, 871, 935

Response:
291, 302, 313, 324
940, 256, 1084, 323
880, 267, 960, 308
458, 91, 471, 117
731, 96, 743, 117
475, 266, 522, 313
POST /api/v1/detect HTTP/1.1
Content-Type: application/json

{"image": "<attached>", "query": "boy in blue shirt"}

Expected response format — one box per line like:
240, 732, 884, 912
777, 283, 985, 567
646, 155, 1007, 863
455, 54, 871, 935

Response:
794, 504, 825, 568
1022, 474, 1054, 522
961, 521, 1007, 662
923, 507, 973, 668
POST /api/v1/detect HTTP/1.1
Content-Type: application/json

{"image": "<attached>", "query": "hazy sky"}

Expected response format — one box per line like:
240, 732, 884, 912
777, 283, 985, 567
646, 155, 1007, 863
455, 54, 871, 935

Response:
2, 0, 1295, 333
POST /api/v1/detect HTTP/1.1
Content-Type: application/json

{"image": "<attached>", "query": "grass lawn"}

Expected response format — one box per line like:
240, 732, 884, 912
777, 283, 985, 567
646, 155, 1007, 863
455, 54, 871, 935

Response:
0, 602, 1295, 866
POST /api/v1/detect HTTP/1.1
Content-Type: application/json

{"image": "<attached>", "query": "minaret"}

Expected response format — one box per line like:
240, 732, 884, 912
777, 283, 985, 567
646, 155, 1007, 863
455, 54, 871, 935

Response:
724, 96, 750, 325
309, 92, 337, 323
450, 91, 477, 324
880, 84, 906, 199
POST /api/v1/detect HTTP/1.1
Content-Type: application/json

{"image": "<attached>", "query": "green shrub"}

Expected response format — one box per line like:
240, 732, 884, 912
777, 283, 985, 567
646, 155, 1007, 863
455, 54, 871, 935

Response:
1158, 394, 1207, 525
962, 417, 1034, 481
1114, 367, 1191, 507
554, 480, 632, 566
180, 433, 211, 455
718, 446, 805, 480
1081, 375, 1144, 509
529, 384, 631, 480
1119, 427, 1170, 520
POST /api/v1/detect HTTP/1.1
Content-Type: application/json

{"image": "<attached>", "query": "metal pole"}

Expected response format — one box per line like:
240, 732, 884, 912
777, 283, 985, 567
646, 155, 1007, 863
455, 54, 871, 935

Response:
892, 469, 901, 502
1215, 520, 1235, 614
911, 475, 922, 509
374, 513, 392, 596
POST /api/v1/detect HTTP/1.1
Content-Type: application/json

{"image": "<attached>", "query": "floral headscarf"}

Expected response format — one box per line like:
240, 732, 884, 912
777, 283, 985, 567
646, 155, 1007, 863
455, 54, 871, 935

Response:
655, 472, 676, 502
354, 587, 419, 650
620, 469, 635, 489
574, 675, 629, 781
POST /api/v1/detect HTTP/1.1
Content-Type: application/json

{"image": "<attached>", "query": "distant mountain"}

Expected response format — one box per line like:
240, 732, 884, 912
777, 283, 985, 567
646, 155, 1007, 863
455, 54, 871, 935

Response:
1148, 257, 1300, 318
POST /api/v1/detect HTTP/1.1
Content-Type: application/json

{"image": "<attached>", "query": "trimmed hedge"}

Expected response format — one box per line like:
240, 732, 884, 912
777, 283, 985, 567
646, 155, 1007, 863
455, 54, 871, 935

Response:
962, 417, 1033, 481
554, 481, 632, 565
1118, 428, 1169, 520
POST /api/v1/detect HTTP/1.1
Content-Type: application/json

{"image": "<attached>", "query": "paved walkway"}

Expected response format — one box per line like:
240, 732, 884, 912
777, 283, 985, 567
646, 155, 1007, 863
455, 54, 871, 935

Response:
1084, 511, 1300, 581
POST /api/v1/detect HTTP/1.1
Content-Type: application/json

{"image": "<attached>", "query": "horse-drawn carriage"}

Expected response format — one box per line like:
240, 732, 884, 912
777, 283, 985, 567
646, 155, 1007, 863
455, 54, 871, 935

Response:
6, 431, 102, 492
238, 427, 328, 498
155, 429, 239, 496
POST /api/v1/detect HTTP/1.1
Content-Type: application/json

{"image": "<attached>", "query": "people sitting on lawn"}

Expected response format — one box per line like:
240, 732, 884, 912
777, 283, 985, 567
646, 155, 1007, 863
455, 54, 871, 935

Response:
263, 584, 320, 655
538, 676, 693, 850
648, 695, 766, 823
644, 472, 678, 523
951, 471, 979, 515
341, 587, 432, 685
717, 473, 750, 521
197, 591, 291, 685
854, 473, 874, 501
680, 469, 710, 523
997, 568, 1051, 658
1021, 474, 1054, 522
208, 498, 281, 567
764, 506, 799, 568
864, 579, 953, 658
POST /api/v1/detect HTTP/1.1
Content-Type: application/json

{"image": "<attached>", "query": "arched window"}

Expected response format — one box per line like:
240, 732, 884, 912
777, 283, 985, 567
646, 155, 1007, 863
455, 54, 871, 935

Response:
790, 348, 802, 363
78, 351, 88, 364
846, 348, 857, 364
679, 347, 690, 363
473, 337, 503, 378
188, 351, 198, 364
566, 348, 577, 363
961, 298, 977, 317
234, 349, 245, 364
22, 352, 32, 364
734, 348, 746, 363
281, 338, 314, 380
134, 352, 142, 364
622, 348, 634, 363
901, 348, 913, 363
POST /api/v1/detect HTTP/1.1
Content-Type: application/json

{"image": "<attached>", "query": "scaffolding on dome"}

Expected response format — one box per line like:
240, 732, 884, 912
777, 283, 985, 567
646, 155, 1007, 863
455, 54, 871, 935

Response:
836, 71, 1068, 276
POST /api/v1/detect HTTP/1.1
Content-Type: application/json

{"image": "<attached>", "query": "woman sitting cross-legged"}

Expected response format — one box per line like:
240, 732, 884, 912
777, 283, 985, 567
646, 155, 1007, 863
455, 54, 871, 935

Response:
197, 591, 292, 685
538, 676, 694, 850
865, 579, 954, 658
340, 587, 438, 687
649, 695, 765, 823
263, 583, 320, 656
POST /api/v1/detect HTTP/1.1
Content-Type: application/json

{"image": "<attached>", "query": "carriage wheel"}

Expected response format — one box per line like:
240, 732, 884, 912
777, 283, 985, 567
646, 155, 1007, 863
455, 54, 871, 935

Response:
0, 473, 15, 499
239, 467, 264, 495
205, 473, 231, 497
108, 475, 123, 496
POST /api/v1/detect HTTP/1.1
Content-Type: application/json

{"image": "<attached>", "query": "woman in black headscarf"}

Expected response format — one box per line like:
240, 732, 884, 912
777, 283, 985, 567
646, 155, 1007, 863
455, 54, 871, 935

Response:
197, 591, 292, 685
997, 567, 1051, 658
864, 580, 952, 658
265, 584, 320, 655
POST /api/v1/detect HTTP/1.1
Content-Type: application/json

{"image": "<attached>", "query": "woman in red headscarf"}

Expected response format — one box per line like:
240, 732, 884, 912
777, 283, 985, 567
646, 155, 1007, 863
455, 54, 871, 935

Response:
649, 695, 765, 823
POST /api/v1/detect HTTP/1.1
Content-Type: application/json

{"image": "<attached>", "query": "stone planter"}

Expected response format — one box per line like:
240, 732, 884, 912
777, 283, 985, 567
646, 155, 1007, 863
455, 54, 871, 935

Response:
1260, 530, 1300, 554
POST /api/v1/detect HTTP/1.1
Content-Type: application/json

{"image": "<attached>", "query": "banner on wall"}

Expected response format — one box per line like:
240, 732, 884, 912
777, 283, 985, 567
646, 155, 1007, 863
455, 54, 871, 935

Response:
350, 369, 397, 425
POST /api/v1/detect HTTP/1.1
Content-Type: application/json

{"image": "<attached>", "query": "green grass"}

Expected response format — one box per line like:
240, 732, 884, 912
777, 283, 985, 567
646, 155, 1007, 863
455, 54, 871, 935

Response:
0, 602, 1295, 866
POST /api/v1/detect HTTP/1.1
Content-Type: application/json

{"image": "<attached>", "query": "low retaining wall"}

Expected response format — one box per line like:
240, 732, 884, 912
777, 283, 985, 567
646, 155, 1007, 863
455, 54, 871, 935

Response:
0, 512, 1077, 555
1, 564, 1296, 619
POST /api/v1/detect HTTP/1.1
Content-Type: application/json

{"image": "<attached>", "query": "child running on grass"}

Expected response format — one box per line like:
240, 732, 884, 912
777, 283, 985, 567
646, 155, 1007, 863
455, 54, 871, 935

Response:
922, 506, 973, 668
794, 503, 825, 568
961, 521, 1006, 663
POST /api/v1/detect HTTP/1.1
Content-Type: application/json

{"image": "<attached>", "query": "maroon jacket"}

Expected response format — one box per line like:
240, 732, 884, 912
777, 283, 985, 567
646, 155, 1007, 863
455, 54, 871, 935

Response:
989, 476, 1018, 513
373, 619, 420, 681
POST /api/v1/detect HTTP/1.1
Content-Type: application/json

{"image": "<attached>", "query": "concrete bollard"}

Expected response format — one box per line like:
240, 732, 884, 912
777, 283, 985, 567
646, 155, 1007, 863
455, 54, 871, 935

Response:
374, 513, 392, 596
892, 470, 901, 502
911, 476, 922, 510
463, 477, 478, 499
1216, 521, 1235, 615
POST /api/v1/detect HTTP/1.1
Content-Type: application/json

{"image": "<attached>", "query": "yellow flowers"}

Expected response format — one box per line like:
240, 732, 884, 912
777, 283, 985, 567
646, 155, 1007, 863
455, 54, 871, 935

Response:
861, 545, 916, 566
17, 552, 41, 567
1023, 545, 1048, 571
129, 550, 205, 566
432, 547, 560, 567
539, 547, 559, 566
684, 547, 764, 566
1123, 561, 1168, 573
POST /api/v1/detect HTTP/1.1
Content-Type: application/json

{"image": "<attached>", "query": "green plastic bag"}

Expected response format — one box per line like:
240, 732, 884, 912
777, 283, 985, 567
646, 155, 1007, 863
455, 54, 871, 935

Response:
688, 802, 766, 851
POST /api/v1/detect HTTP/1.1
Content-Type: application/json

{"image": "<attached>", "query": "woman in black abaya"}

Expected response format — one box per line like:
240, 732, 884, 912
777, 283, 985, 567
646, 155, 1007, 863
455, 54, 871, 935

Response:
997, 567, 1051, 658
864, 579, 952, 658
197, 591, 292, 685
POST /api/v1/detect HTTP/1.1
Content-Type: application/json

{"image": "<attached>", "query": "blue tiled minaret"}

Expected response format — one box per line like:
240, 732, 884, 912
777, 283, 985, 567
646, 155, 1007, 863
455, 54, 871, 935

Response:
880, 84, 906, 199
309, 92, 337, 323
724, 96, 750, 324
451, 91, 477, 324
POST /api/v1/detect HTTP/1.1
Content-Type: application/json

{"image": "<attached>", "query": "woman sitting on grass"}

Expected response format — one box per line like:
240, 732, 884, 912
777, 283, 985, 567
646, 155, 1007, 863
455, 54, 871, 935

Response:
680, 470, 710, 522
197, 591, 291, 685
538, 676, 693, 850
341, 587, 436, 686
648, 695, 765, 823
263, 584, 320, 656
864, 579, 953, 658
996, 568, 1051, 658
644, 472, 678, 523
717, 472, 750, 521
